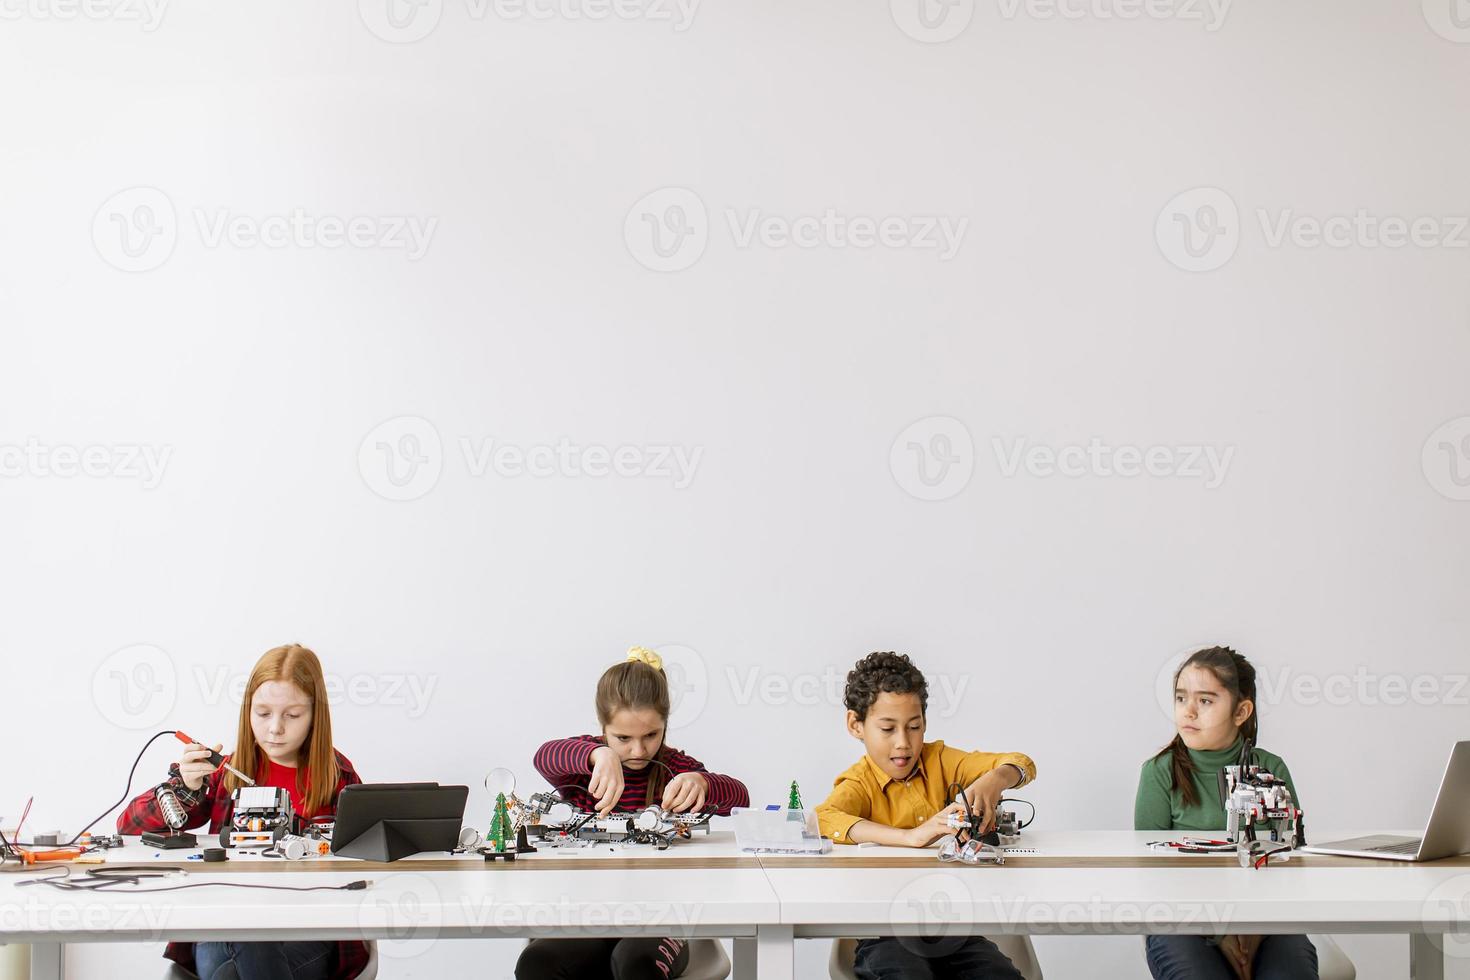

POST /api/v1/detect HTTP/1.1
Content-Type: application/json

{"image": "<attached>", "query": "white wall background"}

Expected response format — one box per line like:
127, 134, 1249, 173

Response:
3, 0, 1469, 976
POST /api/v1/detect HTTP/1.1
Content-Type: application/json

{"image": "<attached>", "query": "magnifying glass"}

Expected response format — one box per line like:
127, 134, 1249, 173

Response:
484, 768, 516, 798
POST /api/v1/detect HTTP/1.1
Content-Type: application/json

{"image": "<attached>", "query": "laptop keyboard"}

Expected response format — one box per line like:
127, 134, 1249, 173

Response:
1368, 839, 1422, 855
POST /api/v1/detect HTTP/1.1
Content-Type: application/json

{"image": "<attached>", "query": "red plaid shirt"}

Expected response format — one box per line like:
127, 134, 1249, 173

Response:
117, 749, 369, 980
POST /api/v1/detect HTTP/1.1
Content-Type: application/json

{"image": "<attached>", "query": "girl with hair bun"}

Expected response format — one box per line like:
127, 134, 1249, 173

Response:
516, 646, 749, 980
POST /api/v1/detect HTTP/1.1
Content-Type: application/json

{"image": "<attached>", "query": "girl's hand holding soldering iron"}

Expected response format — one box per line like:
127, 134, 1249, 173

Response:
178, 742, 226, 791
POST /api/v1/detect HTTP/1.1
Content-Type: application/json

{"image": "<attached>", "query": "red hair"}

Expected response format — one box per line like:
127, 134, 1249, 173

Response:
223, 644, 338, 815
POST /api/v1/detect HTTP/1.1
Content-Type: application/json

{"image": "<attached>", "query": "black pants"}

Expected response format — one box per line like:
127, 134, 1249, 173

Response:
515, 937, 690, 980
855, 936, 1024, 980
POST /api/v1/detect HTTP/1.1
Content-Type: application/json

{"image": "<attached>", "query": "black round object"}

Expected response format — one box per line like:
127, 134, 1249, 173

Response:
202, 847, 228, 862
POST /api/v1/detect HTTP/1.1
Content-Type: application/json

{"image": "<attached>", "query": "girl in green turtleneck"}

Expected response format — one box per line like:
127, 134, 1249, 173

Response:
1135, 646, 1319, 980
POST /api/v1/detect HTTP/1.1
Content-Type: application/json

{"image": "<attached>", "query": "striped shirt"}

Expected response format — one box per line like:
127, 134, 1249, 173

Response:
533, 735, 749, 815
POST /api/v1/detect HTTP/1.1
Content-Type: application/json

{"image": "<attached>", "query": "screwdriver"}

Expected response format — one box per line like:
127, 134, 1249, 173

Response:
173, 731, 255, 785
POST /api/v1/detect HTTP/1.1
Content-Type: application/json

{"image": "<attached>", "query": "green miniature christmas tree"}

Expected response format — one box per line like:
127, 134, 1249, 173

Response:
787, 781, 802, 810
490, 792, 509, 852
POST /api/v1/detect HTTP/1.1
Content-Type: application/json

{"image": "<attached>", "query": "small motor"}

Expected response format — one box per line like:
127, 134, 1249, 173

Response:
275, 834, 330, 860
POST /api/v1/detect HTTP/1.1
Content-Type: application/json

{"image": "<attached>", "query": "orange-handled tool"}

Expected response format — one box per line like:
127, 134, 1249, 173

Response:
173, 731, 255, 785
20, 847, 83, 864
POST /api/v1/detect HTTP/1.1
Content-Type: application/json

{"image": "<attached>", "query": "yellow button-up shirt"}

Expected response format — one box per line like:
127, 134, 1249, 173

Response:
815, 740, 1037, 844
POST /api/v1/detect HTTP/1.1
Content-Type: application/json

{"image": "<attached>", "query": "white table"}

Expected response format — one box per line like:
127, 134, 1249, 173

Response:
5, 830, 1470, 980
0, 832, 783, 980
760, 830, 1470, 980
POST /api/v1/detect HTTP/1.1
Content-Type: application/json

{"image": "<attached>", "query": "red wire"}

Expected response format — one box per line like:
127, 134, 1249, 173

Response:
14, 797, 33, 844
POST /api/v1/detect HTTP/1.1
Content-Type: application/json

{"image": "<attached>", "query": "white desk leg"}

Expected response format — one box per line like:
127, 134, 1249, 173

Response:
733, 926, 793, 980
29, 943, 62, 980
1411, 933, 1445, 980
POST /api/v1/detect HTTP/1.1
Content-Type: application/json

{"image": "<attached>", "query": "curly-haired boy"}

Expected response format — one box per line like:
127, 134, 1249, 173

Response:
815, 651, 1038, 979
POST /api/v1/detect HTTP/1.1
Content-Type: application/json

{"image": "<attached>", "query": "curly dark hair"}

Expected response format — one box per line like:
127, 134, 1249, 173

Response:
844, 651, 929, 720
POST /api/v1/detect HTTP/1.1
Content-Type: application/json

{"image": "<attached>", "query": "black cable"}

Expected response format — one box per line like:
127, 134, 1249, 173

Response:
63, 729, 179, 846
0, 827, 22, 870
16, 865, 368, 894
997, 798, 1035, 830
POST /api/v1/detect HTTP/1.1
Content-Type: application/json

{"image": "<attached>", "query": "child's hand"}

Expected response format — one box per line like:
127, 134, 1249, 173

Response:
1219, 935, 1261, 980
588, 746, 625, 815
661, 773, 708, 813
963, 769, 1011, 834
178, 743, 223, 792
906, 802, 966, 848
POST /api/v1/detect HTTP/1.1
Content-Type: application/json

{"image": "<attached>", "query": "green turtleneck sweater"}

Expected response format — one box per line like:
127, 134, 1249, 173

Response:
1134, 736, 1299, 832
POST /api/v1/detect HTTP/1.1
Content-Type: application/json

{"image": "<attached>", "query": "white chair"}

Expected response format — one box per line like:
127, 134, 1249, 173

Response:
829, 935, 1043, 980
165, 940, 378, 979
1309, 935, 1356, 980
680, 939, 733, 980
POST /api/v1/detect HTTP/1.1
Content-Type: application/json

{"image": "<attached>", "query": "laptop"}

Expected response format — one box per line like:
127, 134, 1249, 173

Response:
1303, 741, 1470, 862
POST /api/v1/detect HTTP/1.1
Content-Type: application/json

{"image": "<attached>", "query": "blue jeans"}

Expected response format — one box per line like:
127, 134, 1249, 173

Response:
1145, 935, 1319, 980
854, 935, 1024, 979
193, 940, 334, 980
